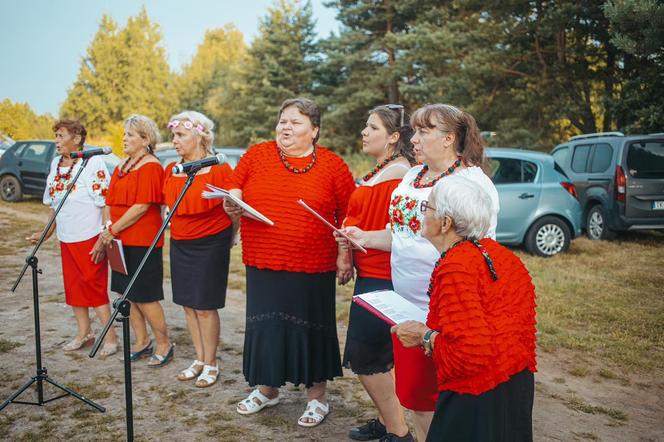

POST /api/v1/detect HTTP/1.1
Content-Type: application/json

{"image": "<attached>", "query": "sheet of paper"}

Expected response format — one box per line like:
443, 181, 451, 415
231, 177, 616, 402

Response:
297, 199, 367, 254
202, 184, 274, 226
353, 290, 427, 326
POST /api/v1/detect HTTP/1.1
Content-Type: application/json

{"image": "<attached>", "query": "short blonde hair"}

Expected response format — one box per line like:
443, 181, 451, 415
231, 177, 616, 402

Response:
124, 114, 160, 153
169, 110, 215, 154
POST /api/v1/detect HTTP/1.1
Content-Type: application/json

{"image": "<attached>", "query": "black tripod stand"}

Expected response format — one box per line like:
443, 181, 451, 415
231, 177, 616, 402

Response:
1, 157, 105, 413
89, 169, 199, 441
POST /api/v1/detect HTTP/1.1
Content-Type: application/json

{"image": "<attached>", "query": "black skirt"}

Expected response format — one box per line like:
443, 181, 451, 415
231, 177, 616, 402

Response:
243, 266, 342, 388
111, 246, 164, 303
342, 277, 394, 375
426, 369, 534, 442
170, 227, 232, 310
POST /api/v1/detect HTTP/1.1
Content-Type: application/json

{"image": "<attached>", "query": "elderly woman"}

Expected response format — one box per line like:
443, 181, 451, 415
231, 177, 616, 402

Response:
28, 119, 118, 357
342, 104, 500, 441
225, 97, 356, 427
340, 105, 414, 441
163, 111, 236, 387
95, 115, 172, 366
392, 174, 537, 442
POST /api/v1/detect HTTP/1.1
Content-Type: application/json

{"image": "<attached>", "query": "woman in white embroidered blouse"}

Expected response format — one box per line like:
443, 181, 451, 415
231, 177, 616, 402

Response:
27, 119, 119, 358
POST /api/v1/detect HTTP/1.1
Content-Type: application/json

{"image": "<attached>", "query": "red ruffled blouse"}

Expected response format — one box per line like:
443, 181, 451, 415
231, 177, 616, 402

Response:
229, 140, 356, 273
343, 180, 401, 280
163, 162, 234, 241
426, 239, 537, 395
105, 162, 164, 247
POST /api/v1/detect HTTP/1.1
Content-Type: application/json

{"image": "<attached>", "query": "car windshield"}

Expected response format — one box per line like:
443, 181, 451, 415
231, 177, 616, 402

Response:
626, 140, 664, 179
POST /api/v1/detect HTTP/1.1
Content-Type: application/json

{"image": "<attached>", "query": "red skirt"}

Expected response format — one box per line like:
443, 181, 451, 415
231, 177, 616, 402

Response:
392, 334, 439, 411
60, 236, 109, 308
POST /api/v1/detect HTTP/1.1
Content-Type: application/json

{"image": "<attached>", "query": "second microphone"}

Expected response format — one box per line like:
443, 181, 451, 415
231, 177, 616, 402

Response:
172, 153, 227, 174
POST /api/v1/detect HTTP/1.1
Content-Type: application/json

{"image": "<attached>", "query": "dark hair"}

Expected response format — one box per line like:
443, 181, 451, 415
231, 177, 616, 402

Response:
277, 97, 321, 145
53, 119, 87, 147
369, 105, 416, 165
410, 104, 488, 172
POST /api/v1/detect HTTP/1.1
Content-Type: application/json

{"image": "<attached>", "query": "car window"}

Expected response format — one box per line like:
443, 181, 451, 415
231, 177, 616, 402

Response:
522, 161, 537, 182
589, 143, 613, 173
12, 143, 28, 157
20, 143, 50, 162
626, 141, 664, 179
554, 162, 570, 179
552, 146, 570, 166
490, 158, 522, 184
571, 144, 592, 173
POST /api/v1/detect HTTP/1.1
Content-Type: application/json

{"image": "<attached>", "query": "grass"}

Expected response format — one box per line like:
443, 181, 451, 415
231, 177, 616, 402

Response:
0, 338, 23, 353
564, 396, 628, 421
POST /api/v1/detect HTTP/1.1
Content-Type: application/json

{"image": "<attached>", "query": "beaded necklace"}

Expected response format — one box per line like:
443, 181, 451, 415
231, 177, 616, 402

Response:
55, 155, 78, 182
362, 153, 402, 182
413, 157, 462, 189
426, 239, 498, 298
278, 146, 317, 174
117, 153, 147, 178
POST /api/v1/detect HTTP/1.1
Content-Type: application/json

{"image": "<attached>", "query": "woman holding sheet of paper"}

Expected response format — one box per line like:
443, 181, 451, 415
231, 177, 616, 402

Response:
96, 114, 172, 367
391, 175, 536, 442
163, 110, 236, 388
224, 98, 355, 427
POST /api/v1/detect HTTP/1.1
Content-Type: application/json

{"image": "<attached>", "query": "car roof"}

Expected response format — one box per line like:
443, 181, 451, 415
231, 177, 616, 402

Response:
486, 147, 553, 161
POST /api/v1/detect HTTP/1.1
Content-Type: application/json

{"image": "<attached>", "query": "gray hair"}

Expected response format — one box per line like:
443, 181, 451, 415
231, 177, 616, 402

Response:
169, 110, 215, 154
430, 174, 492, 240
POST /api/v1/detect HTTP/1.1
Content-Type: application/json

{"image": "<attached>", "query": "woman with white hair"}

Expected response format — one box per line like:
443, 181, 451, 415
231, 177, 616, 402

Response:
391, 175, 537, 442
163, 110, 236, 387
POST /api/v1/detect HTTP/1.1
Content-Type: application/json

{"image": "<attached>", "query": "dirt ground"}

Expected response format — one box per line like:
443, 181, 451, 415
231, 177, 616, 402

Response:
0, 202, 663, 441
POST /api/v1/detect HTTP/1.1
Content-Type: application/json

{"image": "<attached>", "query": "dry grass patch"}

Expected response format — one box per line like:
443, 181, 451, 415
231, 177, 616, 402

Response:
0, 338, 23, 353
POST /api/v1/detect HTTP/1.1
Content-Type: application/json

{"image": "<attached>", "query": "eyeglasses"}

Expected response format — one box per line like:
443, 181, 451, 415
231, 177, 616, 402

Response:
420, 200, 435, 213
386, 104, 405, 127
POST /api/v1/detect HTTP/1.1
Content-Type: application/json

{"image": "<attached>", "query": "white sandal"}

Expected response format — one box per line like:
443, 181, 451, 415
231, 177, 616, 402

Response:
297, 399, 329, 427
236, 388, 280, 415
176, 360, 204, 381
195, 364, 219, 388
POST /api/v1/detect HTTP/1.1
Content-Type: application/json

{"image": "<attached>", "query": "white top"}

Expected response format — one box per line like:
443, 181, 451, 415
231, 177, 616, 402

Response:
390, 165, 499, 311
43, 155, 109, 243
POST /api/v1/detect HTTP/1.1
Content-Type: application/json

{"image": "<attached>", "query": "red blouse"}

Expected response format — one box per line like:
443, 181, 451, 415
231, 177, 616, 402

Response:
229, 140, 356, 273
105, 162, 164, 247
426, 239, 537, 396
163, 162, 234, 241
343, 180, 401, 280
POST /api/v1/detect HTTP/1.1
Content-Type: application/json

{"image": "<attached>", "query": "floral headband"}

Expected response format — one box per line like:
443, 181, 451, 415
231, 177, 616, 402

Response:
167, 120, 205, 134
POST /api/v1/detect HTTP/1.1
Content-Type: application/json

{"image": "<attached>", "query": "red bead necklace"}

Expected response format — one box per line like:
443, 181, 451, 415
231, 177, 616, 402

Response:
362, 153, 402, 182
278, 146, 317, 174
413, 157, 462, 189
55, 155, 78, 182
117, 153, 147, 178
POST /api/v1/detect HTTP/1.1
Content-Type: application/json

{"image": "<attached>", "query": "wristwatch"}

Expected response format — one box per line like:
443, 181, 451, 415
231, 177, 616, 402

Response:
422, 329, 436, 357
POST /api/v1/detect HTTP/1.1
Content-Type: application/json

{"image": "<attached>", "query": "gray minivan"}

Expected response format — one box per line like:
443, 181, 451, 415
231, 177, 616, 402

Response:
551, 132, 664, 239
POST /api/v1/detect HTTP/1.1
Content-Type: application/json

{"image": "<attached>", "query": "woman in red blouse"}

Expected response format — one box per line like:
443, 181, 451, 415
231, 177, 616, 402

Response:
163, 111, 237, 388
392, 174, 537, 442
97, 115, 172, 367
340, 105, 415, 442
226, 98, 356, 427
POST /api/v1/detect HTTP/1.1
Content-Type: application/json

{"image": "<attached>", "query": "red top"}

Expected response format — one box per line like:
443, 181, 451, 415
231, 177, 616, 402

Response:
106, 162, 164, 247
343, 180, 401, 280
163, 162, 234, 240
426, 239, 537, 396
230, 140, 356, 273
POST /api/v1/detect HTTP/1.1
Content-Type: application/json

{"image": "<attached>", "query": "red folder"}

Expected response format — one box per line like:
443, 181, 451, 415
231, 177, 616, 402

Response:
106, 239, 128, 275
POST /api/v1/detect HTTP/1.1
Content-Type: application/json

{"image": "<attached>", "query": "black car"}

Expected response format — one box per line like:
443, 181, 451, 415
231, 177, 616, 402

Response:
0, 140, 120, 202
551, 132, 664, 239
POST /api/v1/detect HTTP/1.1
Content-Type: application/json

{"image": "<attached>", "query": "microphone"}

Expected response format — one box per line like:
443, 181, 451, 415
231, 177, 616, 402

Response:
70, 147, 113, 159
172, 153, 227, 174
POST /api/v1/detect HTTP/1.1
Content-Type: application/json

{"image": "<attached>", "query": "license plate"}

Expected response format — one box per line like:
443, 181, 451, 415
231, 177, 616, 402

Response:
653, 201, 664, 210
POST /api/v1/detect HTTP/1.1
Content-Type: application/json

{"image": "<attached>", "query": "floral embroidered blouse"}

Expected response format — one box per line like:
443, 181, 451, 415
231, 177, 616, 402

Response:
43, 155, 109, 243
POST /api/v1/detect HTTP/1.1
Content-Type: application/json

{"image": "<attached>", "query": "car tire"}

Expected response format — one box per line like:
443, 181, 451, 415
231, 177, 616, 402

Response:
586, 204, 616, 240
524, 216, 571, 257
0, 175, 22, 202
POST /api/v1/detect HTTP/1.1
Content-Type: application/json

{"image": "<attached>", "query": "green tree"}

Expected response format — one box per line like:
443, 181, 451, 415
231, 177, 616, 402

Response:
0, 99, 54, 140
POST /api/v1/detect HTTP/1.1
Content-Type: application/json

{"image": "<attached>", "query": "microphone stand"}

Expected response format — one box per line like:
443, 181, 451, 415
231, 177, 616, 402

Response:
89, 167, 200, 442
2, 157, 105, 413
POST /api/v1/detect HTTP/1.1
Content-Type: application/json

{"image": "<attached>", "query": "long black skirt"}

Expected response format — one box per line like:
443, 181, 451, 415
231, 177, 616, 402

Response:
426, 369, 534, 442
110, 246, 164, 303
342, 276, 394, 375
243, 266, 342, 388
170, 227, 232, 310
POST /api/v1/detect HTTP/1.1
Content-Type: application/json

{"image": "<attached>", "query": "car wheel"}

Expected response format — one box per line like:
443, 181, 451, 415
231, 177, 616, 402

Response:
0, 175, 22, 202
524, 216, 571, 257
586, 205, 615, 240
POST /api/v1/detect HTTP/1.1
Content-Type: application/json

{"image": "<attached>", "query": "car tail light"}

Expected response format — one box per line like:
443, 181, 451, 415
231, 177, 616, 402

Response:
614, 165, 626, 202
560, 182, 578, 199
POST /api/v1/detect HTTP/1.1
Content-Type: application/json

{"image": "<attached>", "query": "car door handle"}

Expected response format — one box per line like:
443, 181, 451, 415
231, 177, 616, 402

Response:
519, 193, 535, 199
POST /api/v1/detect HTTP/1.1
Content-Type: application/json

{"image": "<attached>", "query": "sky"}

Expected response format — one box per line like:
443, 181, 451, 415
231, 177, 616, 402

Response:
0, 0, 340, 116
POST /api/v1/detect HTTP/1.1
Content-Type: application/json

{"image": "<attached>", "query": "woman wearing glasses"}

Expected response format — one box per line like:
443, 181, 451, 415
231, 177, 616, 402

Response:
339, 105, 415, 442
342, 104, 499, 441
163, 110, 237, 388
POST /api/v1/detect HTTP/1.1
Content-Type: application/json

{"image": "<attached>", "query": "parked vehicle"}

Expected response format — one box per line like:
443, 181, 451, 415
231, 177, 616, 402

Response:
551, 132, 664, 240
155, 146, 246, 169
0, 141, 120, 202
486, 148, 582, 257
